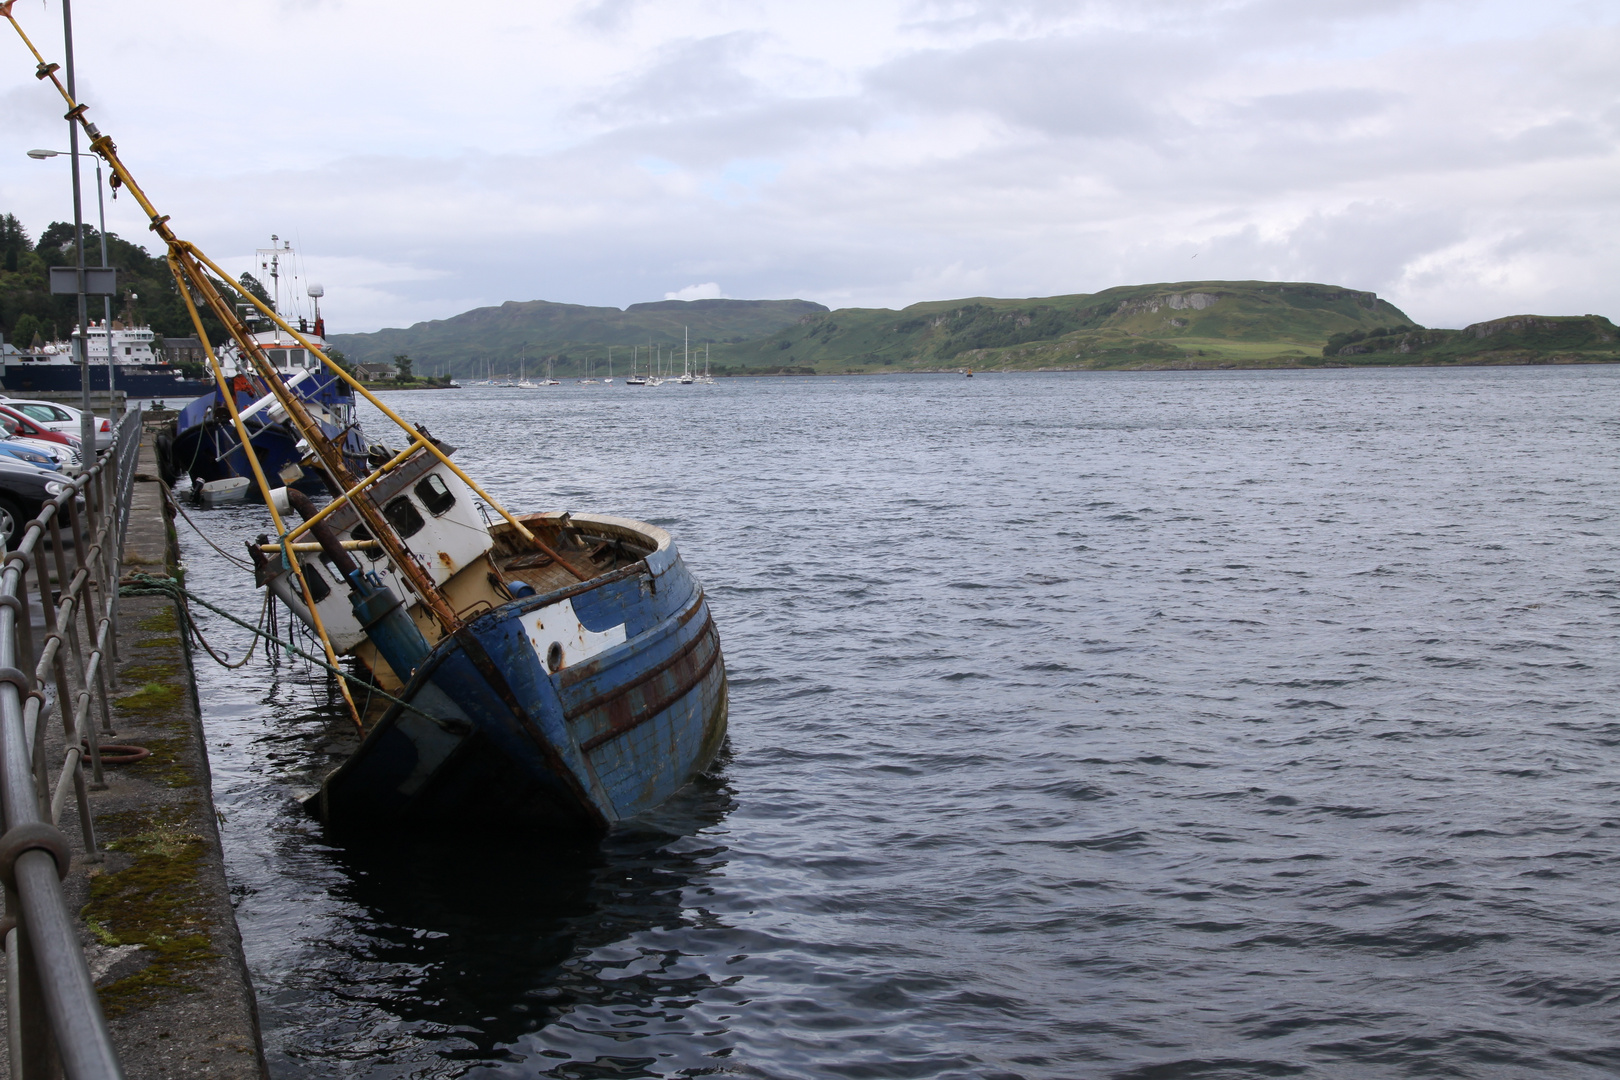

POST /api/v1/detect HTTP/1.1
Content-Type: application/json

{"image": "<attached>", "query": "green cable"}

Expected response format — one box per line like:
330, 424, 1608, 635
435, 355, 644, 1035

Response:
119, 570, 432, 726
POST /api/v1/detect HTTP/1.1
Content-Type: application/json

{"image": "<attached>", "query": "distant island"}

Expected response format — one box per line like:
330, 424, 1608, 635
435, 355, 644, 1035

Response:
330, 282, 1619, 379
3, 214, 1611, 380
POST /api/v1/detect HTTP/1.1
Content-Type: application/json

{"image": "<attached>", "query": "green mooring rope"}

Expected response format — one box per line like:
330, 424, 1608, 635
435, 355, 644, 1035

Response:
119, 570, 428, 725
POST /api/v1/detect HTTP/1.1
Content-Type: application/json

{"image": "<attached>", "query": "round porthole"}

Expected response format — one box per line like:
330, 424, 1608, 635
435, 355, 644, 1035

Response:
546, 642, 565, 673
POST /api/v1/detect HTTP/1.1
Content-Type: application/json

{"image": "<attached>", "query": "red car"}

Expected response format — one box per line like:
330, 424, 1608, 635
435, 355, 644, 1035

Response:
0, 404, 82, 450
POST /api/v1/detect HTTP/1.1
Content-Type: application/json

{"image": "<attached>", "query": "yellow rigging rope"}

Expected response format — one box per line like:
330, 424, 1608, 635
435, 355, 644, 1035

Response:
5, 2, 598, 720
165, 252, 364, 730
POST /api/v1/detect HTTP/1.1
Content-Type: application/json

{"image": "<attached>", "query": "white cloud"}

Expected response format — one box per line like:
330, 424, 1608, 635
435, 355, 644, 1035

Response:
664, 282, 727, 301
0, 0, 1615, 331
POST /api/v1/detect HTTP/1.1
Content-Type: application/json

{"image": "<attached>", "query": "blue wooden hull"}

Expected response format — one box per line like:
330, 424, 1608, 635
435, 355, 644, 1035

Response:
312, 537, 728, 835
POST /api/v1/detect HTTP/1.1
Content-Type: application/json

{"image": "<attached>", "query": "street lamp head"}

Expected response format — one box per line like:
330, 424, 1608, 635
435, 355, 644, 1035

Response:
26, 149, 66, 159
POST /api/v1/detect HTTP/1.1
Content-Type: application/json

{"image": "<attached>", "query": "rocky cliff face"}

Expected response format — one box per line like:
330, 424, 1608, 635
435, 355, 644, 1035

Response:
1463, 315, 1617, 342
1115, 291, 1220, 317
1329, 314, 1619, 362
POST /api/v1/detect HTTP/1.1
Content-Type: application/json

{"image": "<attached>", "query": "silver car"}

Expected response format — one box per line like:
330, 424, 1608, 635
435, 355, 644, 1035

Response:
0, 398, 112, 451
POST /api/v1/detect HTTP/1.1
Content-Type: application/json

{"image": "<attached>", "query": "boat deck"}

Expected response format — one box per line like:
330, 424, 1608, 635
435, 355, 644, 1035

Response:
489, 513, 655, 596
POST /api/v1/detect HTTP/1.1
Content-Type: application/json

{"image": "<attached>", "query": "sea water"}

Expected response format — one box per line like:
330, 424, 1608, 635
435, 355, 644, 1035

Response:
179, 367, 1620, 1079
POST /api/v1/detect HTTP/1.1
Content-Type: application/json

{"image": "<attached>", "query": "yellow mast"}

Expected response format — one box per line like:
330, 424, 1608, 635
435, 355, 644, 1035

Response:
0, 5, 586, 727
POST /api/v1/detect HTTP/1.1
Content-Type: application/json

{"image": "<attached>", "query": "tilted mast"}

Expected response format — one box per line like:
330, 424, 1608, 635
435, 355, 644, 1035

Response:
3, 4, 591, 721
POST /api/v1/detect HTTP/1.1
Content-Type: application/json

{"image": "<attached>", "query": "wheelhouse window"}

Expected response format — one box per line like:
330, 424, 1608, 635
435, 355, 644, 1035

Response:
384, 497, 425, 538
301, 561, 331, 603
351, 524, 385, 560
415, 474, 456, 516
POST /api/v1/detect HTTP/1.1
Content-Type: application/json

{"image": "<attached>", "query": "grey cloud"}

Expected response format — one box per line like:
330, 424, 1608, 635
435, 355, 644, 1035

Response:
0, 82, 77, 139
1500, 117, 1613, 160
588, 96, 871, 167
906, 0, 1430, 39
572, 0, 647, 33
1235, 88, 1405, 130
578, 32, 772, 125
1200, 202, 1465, 296
868, 33, 1207, 137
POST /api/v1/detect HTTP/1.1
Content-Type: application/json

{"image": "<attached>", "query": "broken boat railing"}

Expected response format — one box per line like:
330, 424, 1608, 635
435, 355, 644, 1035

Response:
0, 410, 143, 1079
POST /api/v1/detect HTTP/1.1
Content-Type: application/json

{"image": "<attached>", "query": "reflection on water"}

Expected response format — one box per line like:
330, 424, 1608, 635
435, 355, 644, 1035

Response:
316, 766, 736, 1076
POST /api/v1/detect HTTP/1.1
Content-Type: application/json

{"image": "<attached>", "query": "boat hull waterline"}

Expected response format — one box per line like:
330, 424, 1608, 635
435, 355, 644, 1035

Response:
310, 518, 728, 834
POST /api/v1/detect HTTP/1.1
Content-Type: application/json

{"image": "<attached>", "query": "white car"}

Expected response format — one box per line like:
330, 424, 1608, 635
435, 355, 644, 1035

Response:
0, 398, 112, 451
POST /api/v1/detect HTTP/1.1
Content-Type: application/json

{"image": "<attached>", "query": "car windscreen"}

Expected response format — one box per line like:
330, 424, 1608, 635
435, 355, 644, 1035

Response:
0, 411, 41, 435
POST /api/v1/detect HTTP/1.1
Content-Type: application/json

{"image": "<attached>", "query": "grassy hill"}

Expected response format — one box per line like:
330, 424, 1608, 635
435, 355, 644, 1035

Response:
328, 298, 827, 375
707, 281, 1418, 373
329, 281, 1619, 379
1320, 314, 1620, 366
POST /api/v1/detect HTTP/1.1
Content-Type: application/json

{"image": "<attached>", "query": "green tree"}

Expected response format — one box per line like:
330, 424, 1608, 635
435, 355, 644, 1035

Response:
9, 313, 42, 347
238, 272, 273, 308
36, 221, 79, 254
0, 213, 28, 273
393, 353, 413, 380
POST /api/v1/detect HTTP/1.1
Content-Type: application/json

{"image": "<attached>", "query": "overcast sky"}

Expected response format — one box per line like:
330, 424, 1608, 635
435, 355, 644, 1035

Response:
2, 0, 1616, 332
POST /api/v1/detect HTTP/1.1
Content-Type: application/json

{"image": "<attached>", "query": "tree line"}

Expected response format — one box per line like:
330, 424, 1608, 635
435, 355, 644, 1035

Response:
0, 210, 235, 354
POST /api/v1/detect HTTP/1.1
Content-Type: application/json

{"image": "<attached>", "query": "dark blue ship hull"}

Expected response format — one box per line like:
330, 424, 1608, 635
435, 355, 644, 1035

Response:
168, 367, 368, 495
313, 539, 728, 834
3, 362, 214, 399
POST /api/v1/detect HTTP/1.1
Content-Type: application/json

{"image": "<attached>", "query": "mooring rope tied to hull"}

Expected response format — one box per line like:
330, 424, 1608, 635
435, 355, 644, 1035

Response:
120, 571, 437, 726
160, 482, 255, 570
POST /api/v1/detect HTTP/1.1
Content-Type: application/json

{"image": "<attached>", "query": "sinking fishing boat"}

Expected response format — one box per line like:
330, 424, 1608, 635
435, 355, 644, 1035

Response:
28, 45, 728, 836
251, 454, 728, 832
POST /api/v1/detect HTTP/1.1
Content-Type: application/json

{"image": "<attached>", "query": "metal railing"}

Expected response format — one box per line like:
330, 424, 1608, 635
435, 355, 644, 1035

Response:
0, 412, 142, 1079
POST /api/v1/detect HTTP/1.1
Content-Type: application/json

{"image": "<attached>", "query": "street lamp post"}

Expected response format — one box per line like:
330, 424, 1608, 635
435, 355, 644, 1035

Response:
28, 148, 117, 422
60, 0, 95, 459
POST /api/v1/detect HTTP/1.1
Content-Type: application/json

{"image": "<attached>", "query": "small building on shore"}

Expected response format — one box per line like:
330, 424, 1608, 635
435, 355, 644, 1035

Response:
162, 335, 207, 365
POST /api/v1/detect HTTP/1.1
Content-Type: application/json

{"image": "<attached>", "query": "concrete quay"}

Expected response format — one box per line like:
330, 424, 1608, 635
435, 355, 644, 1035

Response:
7, 427, 268, 1078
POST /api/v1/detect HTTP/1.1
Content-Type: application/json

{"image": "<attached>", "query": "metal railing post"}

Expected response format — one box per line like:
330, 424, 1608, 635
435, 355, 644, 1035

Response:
97, 458, 119, 692
5, 895, 61, 1079
75, 477, 115, 747
43, 518, 83, 697
0, 416, 131, 1078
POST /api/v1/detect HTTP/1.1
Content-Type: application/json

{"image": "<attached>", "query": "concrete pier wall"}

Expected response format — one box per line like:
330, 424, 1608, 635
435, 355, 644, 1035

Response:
50, 429, 267, 1078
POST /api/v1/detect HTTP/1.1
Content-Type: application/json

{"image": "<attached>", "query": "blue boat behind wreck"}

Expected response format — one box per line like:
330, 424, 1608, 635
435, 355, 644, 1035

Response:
167, 346, 368, 495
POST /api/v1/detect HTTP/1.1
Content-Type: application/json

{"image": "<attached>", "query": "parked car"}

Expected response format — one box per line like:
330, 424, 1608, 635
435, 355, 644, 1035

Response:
0, 442, 61, 470
0, 457, 72, 547
0, 405, 82, 457
0, 398, 112, 452
0, 415, 79, 468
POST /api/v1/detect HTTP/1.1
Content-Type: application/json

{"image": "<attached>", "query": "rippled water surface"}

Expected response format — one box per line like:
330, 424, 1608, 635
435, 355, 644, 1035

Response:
177, 368, 1620, 1079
